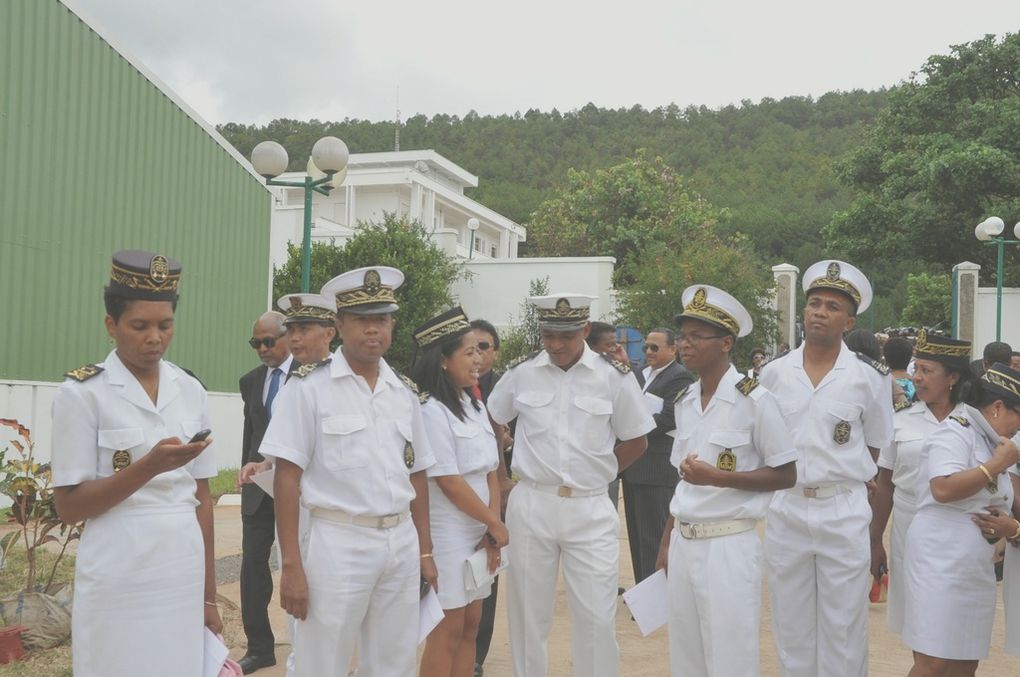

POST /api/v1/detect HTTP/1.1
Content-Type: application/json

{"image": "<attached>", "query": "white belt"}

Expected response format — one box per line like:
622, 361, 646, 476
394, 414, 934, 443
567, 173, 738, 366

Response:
790, 482, 852, 499
310, 508, 411, 529
675, 518, 757, 539
524, 480, 607, 498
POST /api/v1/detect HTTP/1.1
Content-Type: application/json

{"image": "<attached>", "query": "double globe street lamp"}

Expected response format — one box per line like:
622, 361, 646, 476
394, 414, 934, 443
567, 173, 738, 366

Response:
251, 137, 350, 293
974, 216, 1020, 341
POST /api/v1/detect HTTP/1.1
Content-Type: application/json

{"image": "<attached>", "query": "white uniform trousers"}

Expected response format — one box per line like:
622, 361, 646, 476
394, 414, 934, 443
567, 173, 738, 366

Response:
293, 516, 418, 677
667, 526, 762, 677
764, 485, 871, 677
1005, 544, 1020, 655
281, 506, 311, 677
505, 482, 620, 677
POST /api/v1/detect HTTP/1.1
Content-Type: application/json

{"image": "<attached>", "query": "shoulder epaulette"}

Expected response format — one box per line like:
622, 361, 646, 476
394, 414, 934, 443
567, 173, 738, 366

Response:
735, 376, 760, 396
65, 364, 104, 382
856, 352, 890, 375
397, 373, 430, 404
948, 415, 970, 428
293, 357, 331, 379
507, 351, 539, 370
600, 353, 631, 374
894, 399, 913, 413
673, 385, 690, 404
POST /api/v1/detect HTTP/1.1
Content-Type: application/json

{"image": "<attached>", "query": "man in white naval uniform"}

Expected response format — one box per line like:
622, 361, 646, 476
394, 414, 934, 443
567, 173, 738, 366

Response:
656, 285, 797, 676
760, 260, 894, 677
259, 266, 437, 677
487, 294, 655, 677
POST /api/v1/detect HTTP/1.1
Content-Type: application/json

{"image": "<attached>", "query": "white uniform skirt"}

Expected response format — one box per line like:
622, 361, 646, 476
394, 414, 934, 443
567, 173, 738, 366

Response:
1004, 544, 1020, 655
72, 503, 205, 677
429, 471, 491, 610
902, 508, 998, 660
886, 500, 916, 634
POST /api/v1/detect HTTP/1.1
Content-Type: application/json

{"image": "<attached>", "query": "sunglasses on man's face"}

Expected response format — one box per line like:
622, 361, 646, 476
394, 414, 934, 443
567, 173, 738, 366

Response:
249, 336, 282, 349
643, 343, 660, 353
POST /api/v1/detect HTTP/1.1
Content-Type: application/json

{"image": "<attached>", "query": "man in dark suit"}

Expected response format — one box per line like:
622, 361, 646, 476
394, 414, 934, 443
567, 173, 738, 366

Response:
623, 327, 694, 583
237, 311, 291, 674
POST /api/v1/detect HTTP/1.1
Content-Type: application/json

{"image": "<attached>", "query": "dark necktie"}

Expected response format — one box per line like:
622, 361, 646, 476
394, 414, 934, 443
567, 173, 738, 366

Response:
265, 367, 282, 418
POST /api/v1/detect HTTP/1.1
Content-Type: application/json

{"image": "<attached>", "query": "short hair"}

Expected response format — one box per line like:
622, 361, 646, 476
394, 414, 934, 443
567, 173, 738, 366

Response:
104, 292, 177, 322
883, 337, 913, 371
844, 328, 881, 361
984, 341, 1013, 365
648, 327, 676, 346
469, 319, 500, 349
750, 347, 767, 359
586, 322, 616, 348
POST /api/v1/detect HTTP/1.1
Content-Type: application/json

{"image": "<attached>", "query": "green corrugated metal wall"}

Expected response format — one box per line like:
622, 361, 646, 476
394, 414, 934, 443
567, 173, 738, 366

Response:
0, 0, 270, 392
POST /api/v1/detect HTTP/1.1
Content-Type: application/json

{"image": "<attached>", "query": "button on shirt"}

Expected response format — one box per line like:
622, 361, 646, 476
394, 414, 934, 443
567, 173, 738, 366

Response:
487, 345, 654, 491
258, 350, 435, 516
670, 365, 797, 522
759, 342, 894, 487
51, 350, 217, 508
878, 401, 967, 509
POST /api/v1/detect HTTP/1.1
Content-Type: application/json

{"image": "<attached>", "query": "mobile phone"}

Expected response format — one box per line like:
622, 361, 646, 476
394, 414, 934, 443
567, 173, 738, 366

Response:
188, 428, 212, 444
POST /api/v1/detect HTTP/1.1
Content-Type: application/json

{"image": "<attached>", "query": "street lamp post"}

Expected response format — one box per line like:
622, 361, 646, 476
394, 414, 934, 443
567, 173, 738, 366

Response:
251, 137, 349, 293
467, 217, 480, 259
974, 216, 1020, 341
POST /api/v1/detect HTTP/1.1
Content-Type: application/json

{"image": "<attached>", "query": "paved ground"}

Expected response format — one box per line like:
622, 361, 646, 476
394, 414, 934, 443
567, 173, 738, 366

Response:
212, 502, 1019, 676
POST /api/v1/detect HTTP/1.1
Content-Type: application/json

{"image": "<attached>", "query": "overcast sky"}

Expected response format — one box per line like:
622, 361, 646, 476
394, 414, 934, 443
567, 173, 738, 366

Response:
71, 0, 1020, 126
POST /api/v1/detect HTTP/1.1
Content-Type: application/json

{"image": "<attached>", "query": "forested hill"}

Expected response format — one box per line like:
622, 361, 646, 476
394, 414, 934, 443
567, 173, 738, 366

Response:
218, 90, 888, 271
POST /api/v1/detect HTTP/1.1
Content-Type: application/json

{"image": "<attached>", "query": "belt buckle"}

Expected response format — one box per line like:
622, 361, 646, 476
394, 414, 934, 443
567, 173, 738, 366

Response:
678, 523, 694, 539
377, 514, 397, 528
557, 486, 573, 498
803, 487, 818, 498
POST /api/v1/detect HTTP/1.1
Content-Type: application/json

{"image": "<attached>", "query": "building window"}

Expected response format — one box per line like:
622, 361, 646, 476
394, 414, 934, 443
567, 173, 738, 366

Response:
490, 244, 497, 258
474, 237, 483, 252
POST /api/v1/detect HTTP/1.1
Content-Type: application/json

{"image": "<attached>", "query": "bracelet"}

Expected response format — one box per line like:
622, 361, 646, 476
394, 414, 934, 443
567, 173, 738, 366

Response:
1011, 520, 1020, 542
204, 601, 218, 607
978, 464, 994, 483
420, 553, 433, 560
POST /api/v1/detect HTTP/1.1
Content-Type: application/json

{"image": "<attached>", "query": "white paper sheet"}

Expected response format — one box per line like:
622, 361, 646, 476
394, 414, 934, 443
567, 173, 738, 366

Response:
621, 569, 669, 637
418, 588, 445, 644
251, 468, 275, 498
203, 628, 230, 677
643, 392, 664, 416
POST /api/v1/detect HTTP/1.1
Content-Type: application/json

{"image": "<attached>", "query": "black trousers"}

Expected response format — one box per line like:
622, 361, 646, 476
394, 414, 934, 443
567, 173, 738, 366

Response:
475, 575, 499, 665
622, 480, 675, 584
240, 497, 276, 656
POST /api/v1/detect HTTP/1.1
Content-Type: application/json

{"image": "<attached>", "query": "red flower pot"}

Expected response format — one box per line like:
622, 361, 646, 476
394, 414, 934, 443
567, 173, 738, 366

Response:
0, 626, 26, 664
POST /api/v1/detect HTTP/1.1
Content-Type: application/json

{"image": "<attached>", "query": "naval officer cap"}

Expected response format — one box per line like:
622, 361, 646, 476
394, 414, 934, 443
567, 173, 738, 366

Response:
674, 285, 753, 338
321, 266, 404, 315
530, 294, 597, 332
107, 249, 182, 301
413, 306, 472, 349
981, 363, 1020, 408
803, 260, 872, 314
914, 329, 971, 371
277, 293, 336, 325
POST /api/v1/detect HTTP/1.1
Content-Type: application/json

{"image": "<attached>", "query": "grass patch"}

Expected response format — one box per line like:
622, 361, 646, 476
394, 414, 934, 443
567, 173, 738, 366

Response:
0, 544, 75, 599
209, 467, 239, 499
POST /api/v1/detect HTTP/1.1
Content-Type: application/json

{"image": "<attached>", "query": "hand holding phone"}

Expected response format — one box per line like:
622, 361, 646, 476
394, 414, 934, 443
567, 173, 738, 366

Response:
189, 428, 212, 444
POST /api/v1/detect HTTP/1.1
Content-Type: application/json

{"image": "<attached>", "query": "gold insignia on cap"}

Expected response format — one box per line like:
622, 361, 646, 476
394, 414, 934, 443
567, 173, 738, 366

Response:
364, 269, 382, 295
833, 420, 851, 445
537, 298, 589, 324
691, 288, 708, 310
404, 441, 415, 469
716, 449, 736, 472
914, 329, 972, 359
149, 255, 169, 283
291, 297, 303, 309
826, 261, 841, 281
556, 298, 571, 311
680, 288, 739, 336
112, 449, 132, 472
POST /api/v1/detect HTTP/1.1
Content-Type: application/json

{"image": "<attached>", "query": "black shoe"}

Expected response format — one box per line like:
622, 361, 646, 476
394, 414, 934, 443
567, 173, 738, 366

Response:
474, 664, 484, 677
238, 654, 277, 675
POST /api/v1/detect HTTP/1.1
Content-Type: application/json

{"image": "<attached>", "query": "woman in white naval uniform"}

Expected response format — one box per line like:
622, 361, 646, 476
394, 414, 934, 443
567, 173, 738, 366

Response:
902, 363, 1020, 675
869, 330, 973, 635
51, 250, 220, 677
412, 307, 509, 677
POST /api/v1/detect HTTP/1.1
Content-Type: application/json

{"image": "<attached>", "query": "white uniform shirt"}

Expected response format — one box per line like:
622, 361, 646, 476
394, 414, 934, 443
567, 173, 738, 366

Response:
915, 405, 1014, 514
259, 350, 435, 516
488, 345, 655, 491
878, 401, 967, 509
51, 350, 216, 507
759, 342, 894, 487
669, 365, 797, 522
422, 395, 499, 480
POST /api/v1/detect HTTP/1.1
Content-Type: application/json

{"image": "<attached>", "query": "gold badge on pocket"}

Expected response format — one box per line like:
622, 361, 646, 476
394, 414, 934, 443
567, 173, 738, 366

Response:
404, 441, 415, 469
112, 450, 132, 472
833, 420, 851, 445
716, 449, 736, 472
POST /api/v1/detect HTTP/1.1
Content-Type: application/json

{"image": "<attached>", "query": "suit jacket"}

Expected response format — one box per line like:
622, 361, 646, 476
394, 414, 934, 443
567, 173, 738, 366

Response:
239, 361, 298, 515
622, 361, 694, 486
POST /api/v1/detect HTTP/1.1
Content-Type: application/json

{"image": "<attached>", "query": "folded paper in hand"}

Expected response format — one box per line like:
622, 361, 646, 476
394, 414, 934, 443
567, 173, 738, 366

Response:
463, 547, 509, 590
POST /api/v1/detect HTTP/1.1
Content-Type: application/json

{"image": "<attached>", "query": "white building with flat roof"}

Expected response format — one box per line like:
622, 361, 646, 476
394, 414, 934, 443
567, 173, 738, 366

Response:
269, 150, 527, 273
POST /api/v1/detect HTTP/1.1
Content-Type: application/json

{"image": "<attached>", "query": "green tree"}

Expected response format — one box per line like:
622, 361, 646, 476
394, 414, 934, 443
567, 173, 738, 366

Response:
825, 33, 1020, 291
272, 213, 463, 371
496, 277, 549, 368
900, 272, 952, 329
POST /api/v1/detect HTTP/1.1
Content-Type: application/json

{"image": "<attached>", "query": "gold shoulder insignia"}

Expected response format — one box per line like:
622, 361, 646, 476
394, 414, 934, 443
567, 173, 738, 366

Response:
397, 373, 430, 404
735, 376, 759, 396
673, 385, 690, 404
65, 364, 104, 382
600, 353, 631, 374
948, 415, 970, 427
507, 351, 539, 370
293, 357, 331, 378
856, 352, 890, 375
894, 399, 913, 413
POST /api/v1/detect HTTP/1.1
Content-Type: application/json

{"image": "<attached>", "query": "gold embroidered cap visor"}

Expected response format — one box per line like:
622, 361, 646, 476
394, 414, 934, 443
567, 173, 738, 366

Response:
914, 329, 971, 369
277, 293, 337, 325
802, 259, 872, 314
106, 249, 181, 301
321, 266, 404, 315
530, 294, 597, 332
981, 362, 1020, 407
674, 284, 753, 338
413, 306, 472, 349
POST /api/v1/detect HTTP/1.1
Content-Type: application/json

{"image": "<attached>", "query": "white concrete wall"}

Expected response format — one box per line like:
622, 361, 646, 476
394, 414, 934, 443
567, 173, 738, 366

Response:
973, 287, 1020, 355
0, 380, 244, 472
451, 257, 618, 332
